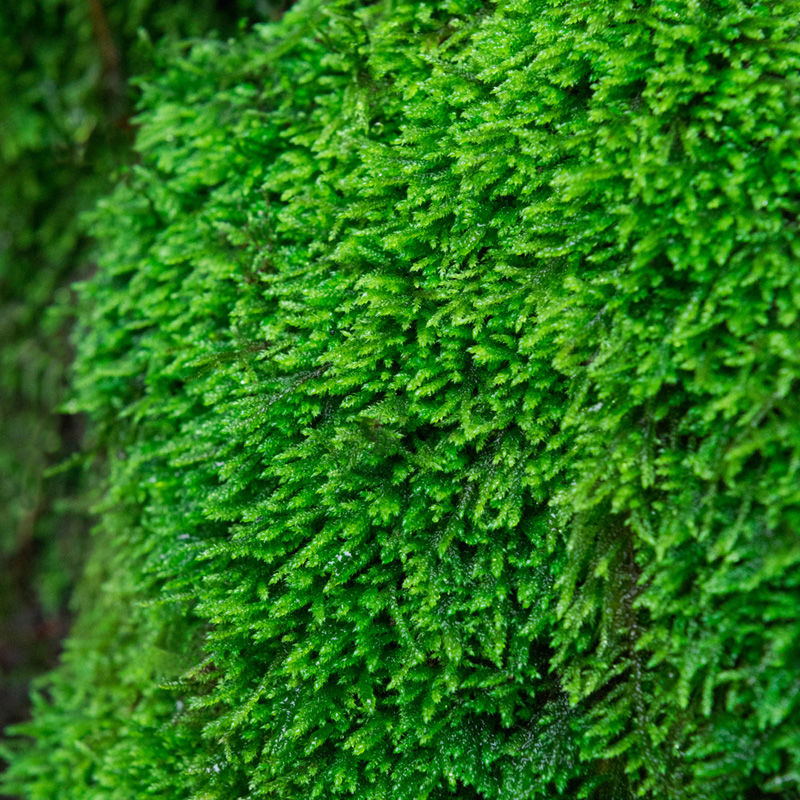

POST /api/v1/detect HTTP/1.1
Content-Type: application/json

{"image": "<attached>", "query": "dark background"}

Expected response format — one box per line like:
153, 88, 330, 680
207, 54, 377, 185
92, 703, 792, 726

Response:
0, 2, 292, 794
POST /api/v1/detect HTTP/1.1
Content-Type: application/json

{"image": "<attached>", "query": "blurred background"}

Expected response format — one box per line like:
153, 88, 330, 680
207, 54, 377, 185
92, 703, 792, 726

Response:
0, 2, 290, 794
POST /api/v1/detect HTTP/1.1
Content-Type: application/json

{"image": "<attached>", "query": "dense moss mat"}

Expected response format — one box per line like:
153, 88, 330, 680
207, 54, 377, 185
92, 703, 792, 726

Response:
5, 0, 800, 797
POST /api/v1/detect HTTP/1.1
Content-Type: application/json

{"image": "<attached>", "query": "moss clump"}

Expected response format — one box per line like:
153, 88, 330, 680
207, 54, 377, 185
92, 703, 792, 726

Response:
5, 0, 800, 797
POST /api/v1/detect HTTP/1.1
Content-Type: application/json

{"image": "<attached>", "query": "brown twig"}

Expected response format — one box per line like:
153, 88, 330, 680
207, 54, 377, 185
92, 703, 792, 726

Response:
88, 0, 123, 113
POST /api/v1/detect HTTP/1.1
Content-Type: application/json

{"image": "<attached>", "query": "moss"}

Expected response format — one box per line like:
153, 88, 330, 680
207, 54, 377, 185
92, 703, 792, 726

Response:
5, 0, 800, 797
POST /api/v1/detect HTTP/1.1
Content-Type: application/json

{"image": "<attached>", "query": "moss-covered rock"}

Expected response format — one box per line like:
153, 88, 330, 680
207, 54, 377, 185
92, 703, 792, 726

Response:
5, 0, 800, 797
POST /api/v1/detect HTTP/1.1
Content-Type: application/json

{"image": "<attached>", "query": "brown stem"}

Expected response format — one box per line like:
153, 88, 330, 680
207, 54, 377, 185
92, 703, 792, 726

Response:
88, 0, 122, 111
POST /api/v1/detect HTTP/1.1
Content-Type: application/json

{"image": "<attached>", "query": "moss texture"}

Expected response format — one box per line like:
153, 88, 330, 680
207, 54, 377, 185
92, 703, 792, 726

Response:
5, 0, 800, 797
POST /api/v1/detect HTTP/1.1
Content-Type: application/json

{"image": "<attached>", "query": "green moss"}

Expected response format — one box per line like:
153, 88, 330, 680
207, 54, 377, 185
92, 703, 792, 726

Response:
5, 0, 800, 797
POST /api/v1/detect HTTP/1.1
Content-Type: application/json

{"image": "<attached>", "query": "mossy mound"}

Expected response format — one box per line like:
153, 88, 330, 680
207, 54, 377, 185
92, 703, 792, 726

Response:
5, 1, 800, 797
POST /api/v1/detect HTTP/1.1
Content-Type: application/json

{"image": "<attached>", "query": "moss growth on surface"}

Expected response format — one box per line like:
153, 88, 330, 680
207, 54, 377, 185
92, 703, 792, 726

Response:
5, 0, 800, 797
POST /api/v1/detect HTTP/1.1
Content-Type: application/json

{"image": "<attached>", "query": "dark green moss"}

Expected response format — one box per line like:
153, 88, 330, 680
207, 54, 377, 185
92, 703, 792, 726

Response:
0, 0, 288, 779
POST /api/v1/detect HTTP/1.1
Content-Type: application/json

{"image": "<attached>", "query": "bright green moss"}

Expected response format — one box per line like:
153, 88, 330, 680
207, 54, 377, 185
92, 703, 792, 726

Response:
5, 0, 800, 797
